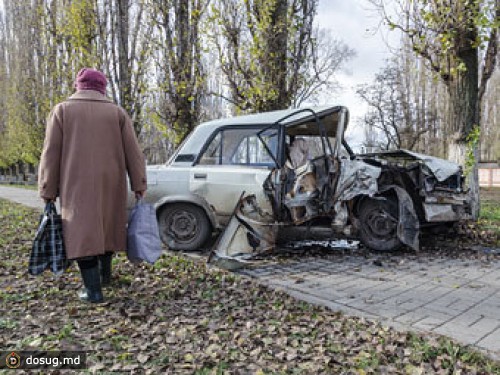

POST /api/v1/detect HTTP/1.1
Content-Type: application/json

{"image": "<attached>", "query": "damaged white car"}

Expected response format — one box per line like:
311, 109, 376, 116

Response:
142, 106, 471, 259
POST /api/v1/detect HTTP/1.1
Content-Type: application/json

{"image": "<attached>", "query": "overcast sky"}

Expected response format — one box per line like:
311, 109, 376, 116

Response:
315, 0, 400, 147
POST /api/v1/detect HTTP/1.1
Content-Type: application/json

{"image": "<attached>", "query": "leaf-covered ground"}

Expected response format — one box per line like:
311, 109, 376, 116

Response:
1, 199, 499, 374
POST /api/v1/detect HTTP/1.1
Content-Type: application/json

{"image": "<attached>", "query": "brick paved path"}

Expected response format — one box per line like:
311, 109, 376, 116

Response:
238, 252, 500, 358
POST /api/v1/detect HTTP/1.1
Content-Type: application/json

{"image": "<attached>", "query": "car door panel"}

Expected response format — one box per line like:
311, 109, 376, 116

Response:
189, 165, 272, 218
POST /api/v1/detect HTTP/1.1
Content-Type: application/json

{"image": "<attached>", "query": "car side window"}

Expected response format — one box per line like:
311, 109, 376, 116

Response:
232, 134, 277, 165
198, 132, 221, 165
198, 128, 278, 166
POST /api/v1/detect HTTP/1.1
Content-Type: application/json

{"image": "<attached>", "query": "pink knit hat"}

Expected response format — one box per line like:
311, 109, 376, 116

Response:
74, 68, 107, 95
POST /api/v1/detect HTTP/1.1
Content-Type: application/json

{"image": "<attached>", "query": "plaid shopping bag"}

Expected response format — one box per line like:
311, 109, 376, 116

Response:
29, 202, 69, 275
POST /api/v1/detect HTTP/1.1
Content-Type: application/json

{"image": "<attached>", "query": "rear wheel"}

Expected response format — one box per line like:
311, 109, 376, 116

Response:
358, 197, 401, 251
158, 203, 211, 251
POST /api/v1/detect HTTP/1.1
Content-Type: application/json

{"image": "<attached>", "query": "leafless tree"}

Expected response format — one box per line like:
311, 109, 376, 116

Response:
357, 58, 433, 151
148, 0, 209, 144
210, 0, 355, 112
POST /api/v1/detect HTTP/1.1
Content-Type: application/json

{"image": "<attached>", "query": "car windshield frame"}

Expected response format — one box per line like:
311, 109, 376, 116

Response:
257, 108, 335, 168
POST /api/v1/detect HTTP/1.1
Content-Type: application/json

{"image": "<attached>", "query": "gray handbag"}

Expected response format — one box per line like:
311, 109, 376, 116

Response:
127, 199, 162, 264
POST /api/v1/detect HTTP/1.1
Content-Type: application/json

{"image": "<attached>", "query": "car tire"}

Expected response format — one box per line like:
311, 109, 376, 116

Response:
158, 203, 211, 251
358, 197, 401, 251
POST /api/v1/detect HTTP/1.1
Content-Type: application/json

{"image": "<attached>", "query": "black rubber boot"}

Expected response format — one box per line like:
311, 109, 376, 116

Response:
99, 253, 112, 287
78, 266, 104, 303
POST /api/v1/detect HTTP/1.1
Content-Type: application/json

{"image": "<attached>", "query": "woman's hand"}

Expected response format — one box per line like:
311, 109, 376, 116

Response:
135, 190, 146, 200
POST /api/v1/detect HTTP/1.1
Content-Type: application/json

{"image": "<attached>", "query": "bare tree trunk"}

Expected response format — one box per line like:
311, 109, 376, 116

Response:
448, 23, 480, 220
116, 0, 131, 113
174, 0, 195, 134
268, 0, 288, 110
151, 0, 206, 144
419, 59, 427, 152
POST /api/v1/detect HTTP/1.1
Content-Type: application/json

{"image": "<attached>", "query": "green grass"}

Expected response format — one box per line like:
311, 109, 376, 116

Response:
479, 201, 500, 238
0, 183, 38, 190
477, 188, 500, 240
480, 202, 500, 222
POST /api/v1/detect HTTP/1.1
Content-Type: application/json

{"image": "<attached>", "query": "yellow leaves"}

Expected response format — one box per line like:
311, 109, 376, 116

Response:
106, 327, 119, 335
116, 352, 133, 361
27, 337, 43, 347
405, 364, 425, 375
205, 343, 221, 359
249, 347, 262, 357
61, 0, 96, 48
191, 9, 201, 20
174, 327, 188, 339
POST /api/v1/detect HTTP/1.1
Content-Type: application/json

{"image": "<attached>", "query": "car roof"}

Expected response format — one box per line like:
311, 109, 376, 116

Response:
171, 105, 348, 164
198, 105, 347, 131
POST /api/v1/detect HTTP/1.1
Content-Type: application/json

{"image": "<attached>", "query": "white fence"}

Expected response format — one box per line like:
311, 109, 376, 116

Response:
479, 164, 500, 188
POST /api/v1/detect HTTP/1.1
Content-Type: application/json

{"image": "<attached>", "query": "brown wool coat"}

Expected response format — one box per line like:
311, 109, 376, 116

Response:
38, 90, 147, 260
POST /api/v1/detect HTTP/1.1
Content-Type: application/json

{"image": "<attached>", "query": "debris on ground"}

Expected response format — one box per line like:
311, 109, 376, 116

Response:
284, 239, 360, 250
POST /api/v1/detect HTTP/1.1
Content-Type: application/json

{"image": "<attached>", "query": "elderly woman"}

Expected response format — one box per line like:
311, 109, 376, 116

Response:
38, 68, 147, 303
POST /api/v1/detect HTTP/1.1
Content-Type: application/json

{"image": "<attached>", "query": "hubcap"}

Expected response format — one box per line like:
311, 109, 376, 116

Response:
167, 210, 198, 244
365, 208, 397, 238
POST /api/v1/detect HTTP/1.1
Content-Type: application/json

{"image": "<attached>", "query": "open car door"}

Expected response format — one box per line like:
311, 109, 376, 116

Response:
211, 106, 350, 261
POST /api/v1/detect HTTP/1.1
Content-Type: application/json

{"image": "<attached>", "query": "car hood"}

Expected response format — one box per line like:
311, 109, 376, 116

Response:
361, 149, 461, 182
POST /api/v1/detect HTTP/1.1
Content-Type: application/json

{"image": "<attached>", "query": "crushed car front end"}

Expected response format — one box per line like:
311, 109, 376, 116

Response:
359, 150, 471, 224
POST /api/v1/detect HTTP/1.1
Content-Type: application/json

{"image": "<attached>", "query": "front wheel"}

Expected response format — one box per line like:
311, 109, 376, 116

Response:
358, 197, 401, 251
158, 203, 211, 251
